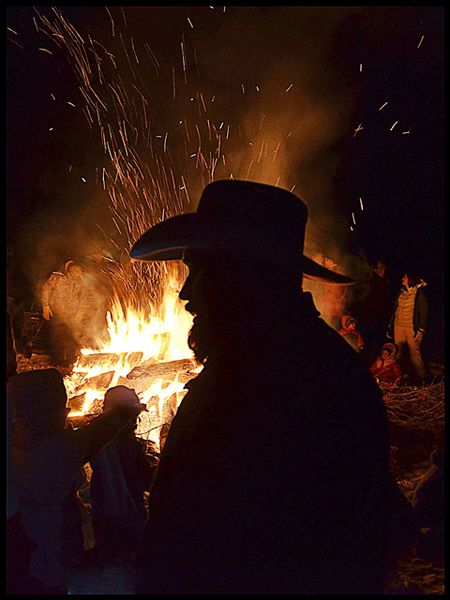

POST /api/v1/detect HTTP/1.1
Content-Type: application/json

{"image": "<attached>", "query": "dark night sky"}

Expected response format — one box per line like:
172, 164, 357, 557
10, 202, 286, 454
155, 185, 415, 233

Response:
6, 6, 445, 315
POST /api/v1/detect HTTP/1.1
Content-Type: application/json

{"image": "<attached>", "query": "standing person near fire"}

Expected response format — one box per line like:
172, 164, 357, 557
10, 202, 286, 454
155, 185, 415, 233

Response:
357, 260, 392, 366
130, 180, 416, 595
8, 370, 145, 593
40, 260, 84, 366
387, 272, 428, 383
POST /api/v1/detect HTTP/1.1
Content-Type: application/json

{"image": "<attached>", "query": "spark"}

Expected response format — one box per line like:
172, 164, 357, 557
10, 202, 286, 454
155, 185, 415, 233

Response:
39, 47, 53, 54
163, 132, 168, 152
390, 121, 398, 132
49, 127, 54, 131
402, 130, 411, 135
241, 84, 245, 94
187, 17, 194, 28
180, 36, 187, 84
351, 212, 356, 225
359, 63, 363, 72
285, 83, 293, 93
417, 34, 424, 49
211, 96, 215, 102
272, 141, 281, 164
353, 123, 364, 137
219, 122, 224, 129
50, 92, 56, 100
378, 101, 388, 111
209, 6, 214, 9
7, 27, 18, 35
67, 101, 76, 107
81, 176, 87, 183
105, 6, 115, 36
350, 225, 354, 232
359, 197, 364, 211
256, 85, 260, 92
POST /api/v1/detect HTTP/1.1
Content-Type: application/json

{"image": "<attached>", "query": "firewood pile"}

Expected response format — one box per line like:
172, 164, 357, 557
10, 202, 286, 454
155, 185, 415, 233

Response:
384, 380, 445, 433
383, 380, 445, 595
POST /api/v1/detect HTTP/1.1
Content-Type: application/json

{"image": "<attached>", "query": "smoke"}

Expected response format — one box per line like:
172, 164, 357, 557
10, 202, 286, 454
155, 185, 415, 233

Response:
10, 6, 379, 316
190, 7, 368, 267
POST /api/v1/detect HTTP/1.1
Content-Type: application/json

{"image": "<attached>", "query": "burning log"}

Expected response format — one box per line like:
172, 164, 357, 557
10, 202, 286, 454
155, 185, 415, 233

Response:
67, 392, 86, 413
76, 351, 144, 370
124, 358, 198, 394
126, 358, 197, 381
81, 370, 115, 391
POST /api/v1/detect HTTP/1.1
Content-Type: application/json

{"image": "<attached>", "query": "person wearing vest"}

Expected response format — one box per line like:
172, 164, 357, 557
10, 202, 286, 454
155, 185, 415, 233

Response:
387, 272, 428, 383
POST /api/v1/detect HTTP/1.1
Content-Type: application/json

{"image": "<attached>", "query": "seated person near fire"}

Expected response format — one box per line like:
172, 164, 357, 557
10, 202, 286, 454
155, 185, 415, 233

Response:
129, 180, 417, 595
338, 312, 364, 352
370, 342, 403, 389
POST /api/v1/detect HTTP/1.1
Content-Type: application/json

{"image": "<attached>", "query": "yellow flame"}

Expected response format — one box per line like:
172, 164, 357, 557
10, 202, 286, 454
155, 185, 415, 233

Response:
64, 274, 198, 450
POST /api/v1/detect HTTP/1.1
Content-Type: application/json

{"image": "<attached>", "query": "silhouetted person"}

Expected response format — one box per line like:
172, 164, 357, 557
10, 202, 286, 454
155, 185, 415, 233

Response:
89, 386, 153, 564
7, 312, 38, 595
357, 260, 391, 366
8, 368, 145, 593
130, 180, 416, 595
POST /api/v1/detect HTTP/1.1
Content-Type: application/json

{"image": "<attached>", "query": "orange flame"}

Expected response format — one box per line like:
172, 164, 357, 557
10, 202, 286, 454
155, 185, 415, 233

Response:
64, 273, 198, 451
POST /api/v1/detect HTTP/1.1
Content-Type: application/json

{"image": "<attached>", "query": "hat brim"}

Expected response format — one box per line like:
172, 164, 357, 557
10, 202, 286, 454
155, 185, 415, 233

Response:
131, 214, 354, 285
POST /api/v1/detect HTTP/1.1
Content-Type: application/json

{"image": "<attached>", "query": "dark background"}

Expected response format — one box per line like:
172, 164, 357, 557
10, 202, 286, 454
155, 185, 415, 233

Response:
6, 6, 445, 353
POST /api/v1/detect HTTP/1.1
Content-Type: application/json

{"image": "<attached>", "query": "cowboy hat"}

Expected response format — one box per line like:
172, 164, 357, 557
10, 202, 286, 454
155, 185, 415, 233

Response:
130, 180, 354, 285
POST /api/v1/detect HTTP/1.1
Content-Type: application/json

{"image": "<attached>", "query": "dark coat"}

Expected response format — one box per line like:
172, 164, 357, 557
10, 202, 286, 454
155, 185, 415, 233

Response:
136, 294, 414, 595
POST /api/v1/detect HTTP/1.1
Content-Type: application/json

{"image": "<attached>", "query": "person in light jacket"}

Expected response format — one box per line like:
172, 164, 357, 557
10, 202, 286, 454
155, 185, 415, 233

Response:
388, 272, 428, 383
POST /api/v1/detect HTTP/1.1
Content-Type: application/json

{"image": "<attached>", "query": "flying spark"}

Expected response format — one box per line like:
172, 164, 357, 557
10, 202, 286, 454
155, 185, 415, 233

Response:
285, 83, 293, 93
390, 121, 398, 132
353, 123, 364, 137
378, 101, 388, 111
417, 34, 424, 49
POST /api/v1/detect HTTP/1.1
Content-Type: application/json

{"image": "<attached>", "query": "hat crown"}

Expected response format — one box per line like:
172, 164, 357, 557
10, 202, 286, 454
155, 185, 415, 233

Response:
197, 180, 307, 254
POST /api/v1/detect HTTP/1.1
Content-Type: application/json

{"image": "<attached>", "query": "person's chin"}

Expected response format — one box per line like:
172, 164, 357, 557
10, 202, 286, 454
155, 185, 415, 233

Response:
188, 317, 210, 363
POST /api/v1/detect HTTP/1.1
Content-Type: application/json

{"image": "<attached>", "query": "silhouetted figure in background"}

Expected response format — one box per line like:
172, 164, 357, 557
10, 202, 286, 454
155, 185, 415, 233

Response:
387, 272, 428, 383
6, 312, 38, 595
89, 386, 152, 564
8, 369, 145, 593
357, 260, 391, 366
130, 180, 416, 595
